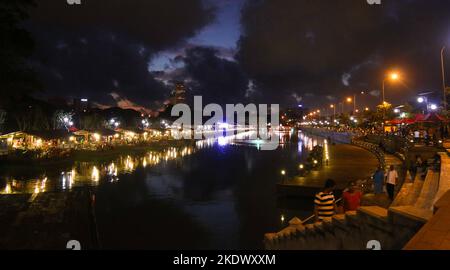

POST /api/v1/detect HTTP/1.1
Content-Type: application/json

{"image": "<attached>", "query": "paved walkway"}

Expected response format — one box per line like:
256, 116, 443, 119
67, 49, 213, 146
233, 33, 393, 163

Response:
404, 190, 450, 250
282, 144, 379, 189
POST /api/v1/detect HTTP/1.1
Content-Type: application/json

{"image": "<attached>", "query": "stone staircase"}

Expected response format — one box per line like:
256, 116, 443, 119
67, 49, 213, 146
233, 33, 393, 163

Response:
264, 205, 420, 250
266, 152, 450, 250
389, 168, 440, 224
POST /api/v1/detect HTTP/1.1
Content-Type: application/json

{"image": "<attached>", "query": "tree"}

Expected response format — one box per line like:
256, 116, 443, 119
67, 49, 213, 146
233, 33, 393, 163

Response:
13, 104, 49, 131
0, 109, 6, 132
79, 113, 105, 130
52, 110, 74, 130
0, 0, 42, 103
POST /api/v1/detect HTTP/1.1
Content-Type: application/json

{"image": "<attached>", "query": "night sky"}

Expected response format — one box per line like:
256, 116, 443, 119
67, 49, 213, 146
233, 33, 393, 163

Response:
25, 0, 450, 112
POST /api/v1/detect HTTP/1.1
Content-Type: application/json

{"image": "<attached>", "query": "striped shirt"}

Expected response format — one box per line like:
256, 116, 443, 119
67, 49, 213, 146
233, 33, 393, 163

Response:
314, 192, 336, 220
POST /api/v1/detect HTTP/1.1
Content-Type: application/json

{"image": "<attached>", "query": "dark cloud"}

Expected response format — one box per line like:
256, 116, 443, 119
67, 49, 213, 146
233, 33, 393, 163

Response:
29, 0, 215, 51
30, 29, 168, 108
182, 46, 249, 104
238, 0, 450, 106
26, 0, 215, 110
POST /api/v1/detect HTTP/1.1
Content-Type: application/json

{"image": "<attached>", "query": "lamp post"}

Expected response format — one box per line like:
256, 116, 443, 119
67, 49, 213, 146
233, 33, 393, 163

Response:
346, 97, 353, 114
442, 46, 447, 110
330, 104, 336, 120
382, 72, 399, 105
417, 96, 429, 114
281, 170, 286, 183
381, 72, 400, 120
349, 91, 365, 114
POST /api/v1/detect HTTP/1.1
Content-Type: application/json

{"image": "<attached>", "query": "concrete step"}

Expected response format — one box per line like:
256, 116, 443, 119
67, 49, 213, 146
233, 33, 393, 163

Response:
321, 219, 335, 233
433, 153, 450, 206
415, 170, 440, 210
313, 222, 327, 234
392, 183, 413, 207
358, 206, 388, 221
389, 205, 433, 224
404, 180, 425, 206
332, 214, 347, 230
305, 224, 316, 234
345, 211, 360, 226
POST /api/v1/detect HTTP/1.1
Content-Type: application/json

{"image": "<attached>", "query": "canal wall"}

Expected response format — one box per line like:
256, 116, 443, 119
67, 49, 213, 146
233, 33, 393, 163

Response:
300, 127, 355, 144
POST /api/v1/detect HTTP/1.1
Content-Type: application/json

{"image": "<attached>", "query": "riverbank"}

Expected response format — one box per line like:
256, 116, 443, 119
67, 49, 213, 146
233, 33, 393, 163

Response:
0, 140, 195, 168
277, 143, 379, 197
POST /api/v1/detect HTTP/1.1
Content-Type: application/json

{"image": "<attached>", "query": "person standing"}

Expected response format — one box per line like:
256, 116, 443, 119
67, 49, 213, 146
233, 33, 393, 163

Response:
414, 155, 423, 180
385, 165, 398, 201
373, 167, 385, 194
314, 179, 336, 222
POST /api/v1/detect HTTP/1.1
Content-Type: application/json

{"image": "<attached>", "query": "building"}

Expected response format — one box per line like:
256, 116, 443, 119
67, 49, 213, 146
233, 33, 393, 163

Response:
73, 98, 91, 112
281, 107, 306, 126
170, 83, 186, 105
0, 130, 72, 151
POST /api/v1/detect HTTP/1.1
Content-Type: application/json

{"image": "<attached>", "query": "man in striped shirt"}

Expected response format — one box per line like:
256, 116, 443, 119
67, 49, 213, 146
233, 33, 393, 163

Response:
314, 179, 337, 222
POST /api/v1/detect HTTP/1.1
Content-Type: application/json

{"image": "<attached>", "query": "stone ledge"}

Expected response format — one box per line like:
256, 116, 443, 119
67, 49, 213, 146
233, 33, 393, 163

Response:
389, 206, 432, 224
358, 206, 388, 220
434, 185, 450, 213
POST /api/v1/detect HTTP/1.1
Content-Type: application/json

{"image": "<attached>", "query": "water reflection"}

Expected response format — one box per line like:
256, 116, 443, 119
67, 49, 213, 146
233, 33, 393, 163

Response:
0, 130, 324, 249
0, 132, 323, 196
0, 145, 198, 194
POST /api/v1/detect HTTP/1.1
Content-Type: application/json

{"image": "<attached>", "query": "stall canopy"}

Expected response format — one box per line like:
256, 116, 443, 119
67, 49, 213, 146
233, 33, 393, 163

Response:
387, 113, 448, 125
415, 113, 448, 123
388, 118, 415, 125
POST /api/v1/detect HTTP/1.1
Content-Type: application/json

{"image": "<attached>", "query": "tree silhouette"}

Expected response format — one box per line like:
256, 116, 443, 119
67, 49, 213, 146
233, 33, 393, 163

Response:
0, 0, 42, 104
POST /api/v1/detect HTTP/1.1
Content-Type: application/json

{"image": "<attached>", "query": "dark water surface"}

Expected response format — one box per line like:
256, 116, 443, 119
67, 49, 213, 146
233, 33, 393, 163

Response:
0, 132, 327, 249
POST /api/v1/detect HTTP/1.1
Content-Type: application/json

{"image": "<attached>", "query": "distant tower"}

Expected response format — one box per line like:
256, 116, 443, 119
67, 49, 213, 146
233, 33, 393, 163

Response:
73, 98, 91, 112
170, 82, 186, 105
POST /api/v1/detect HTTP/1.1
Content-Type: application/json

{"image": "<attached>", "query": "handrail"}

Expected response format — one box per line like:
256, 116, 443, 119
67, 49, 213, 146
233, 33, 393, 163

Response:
302, 197, 343, 225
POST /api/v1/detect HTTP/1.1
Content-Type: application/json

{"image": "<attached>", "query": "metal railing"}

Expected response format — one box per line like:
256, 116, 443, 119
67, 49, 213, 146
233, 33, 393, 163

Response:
352, 138, 386, 168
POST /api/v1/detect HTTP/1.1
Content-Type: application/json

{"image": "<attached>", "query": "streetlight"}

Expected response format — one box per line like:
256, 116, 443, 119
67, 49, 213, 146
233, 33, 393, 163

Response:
382, 71, 400, 104
430, 104, 438, 111
281, 170, 286, 183
417, 96, 430, 114
346, 97, 354, 113
330, 104, 336, 120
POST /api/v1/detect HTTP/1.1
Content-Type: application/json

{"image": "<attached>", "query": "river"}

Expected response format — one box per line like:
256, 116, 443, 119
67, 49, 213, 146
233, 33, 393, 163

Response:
0, 131, 329, 249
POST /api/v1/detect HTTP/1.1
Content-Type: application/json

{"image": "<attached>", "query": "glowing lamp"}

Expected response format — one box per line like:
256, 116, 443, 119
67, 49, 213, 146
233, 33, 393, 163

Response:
93, 133, 101, 141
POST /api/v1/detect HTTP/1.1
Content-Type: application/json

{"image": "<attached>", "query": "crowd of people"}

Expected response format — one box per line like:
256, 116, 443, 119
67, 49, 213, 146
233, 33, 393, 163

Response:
313, 165, 400, 222
314, 179, 364, 222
